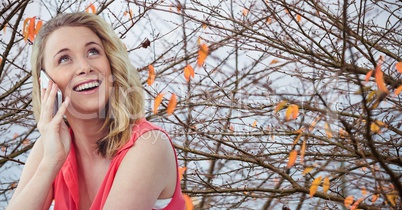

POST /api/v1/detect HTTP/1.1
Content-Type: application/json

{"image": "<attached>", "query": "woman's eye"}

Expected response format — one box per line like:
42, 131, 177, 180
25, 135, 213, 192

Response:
88, 48, 100, 56
58, 55, 71, 64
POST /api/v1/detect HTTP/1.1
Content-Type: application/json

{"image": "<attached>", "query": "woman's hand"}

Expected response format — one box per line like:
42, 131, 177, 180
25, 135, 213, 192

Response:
37, 80, 71, 168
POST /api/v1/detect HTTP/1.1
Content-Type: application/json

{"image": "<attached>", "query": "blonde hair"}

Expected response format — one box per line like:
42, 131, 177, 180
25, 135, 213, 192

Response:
31, 12, 144, 158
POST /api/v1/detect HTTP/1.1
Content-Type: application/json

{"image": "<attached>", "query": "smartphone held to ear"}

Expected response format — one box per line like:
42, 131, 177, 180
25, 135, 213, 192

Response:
40, 70, 63, 116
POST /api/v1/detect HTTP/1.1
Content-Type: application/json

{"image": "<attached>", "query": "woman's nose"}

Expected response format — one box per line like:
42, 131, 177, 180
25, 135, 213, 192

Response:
75, 57, 92, 75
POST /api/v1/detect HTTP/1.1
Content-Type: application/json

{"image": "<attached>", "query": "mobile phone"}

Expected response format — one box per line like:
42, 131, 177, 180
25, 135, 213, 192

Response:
40, 70, 63, 116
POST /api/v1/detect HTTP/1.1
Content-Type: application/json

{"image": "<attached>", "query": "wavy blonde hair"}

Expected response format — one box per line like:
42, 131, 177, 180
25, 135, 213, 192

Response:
31, 12, 144, 158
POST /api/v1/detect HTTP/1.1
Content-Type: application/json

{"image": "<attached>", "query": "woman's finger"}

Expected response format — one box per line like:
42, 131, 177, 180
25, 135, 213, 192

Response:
42, 83, 58, 122
52, 96, 70, 124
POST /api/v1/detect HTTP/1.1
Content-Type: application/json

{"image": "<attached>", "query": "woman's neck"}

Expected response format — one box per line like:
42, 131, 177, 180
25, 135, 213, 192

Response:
66, 114, 109, 161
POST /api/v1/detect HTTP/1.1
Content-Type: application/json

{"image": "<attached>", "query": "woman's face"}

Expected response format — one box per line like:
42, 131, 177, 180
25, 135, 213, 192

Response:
42, 26, 113, 119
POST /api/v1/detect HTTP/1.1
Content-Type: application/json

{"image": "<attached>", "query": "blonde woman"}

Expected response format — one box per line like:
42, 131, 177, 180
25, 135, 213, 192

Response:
7, 12, 185, 210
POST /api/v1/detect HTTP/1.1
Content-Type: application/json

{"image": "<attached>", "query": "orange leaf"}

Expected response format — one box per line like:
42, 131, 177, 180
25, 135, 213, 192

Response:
324, 122, 332, 138
1, 146, 6, 152
13, 133, 18, 139
287, 150, 297, 168
274, 100, 287, 113
34, 20, 42, 35
302, 167, 313, 175
22, 139, 30, 146
309, 176, 322, 197
229, 124, 234, 132
323, 176, 330, 194
153, 93, 164, 114
300, 138, 306, 164
365, 70, 373, 82
361, 187, 367, 196
344, 195, 354, 208
296, 14, 302, 22
86, 3, 96, 13
178, 167, 187, 181
197, 43, 208, 66
394, 85, 402, 96
28, 17, 35, 41
285, 104, 298, 121
184, 65, 194, 81
2, 23, 6, 33
252, 120, 257, 128
372, 194, 379, 204
167, 94, 177, 115
147, 65, 155, 86
291, 133, 302, 146
242, 8, 249, 16
183, 193, 194, 210
270, 59, 279, 65
396, 62, 402, 74
309, 116, 320, 131
202, 23, 207, 29
350, 198, 364, 210
374, 56, 389, 93
267, 17, 272, 24
370, 122, 381, 134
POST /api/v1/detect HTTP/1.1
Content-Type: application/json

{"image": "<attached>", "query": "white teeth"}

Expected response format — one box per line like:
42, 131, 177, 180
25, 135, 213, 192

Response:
75, 81, 100, 91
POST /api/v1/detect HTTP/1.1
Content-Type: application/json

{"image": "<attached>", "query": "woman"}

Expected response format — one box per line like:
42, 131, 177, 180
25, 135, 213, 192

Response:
7, 12, 185, 210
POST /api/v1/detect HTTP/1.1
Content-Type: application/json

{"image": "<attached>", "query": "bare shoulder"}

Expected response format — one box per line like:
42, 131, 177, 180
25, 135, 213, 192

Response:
103, 130, 177, 208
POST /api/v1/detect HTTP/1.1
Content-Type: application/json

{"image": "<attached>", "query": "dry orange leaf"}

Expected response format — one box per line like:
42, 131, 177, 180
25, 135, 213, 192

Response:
309, 176, 322, 197
178, 167, 187, 181
365, 70, 373, 82
86, 3, 96, 14
242, 8, 249, 16
184, 65, 195, 82
23, 17, 37, 42
374, 56, 389, 93
270, 59, 279, 65
372, 194, 379, 204
285, 104, 299, 121
2, 23, 6, 33
394, 85, 402, 96
22, 139, 30, 146
274, 100, 287, 113
370, 122, 381, 134
147, 65, 155, 86
323, 176, 330, 194
153, 93, 164, 114
167, 93, 177, 115
344, 195, 354, 208
302, 167, 313, 175
267, 17, 272, 24
1, 146, 6, 152
350, 198, 364, 210
324, 122, 332, 138
197, 43, 209, 66
287, 150, 297, 168
361, 186, 367, 196
296, 14, 302, 22
13, 133, 18, 139
252, 120, 257, 128
229, 124, 234, 132
309, 116, 320, 131
291, 133, 302, 146
183, 193, 194, 210
300, 139, 306, 164
396, 61, 402, 74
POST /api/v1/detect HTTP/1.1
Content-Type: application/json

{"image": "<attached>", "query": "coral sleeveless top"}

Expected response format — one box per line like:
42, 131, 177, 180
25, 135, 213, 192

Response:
53, 119, 186, 210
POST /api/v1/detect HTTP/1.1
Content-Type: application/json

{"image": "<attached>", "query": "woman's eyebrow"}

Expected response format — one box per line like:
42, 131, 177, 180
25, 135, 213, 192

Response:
53, 41, 103, 58
53, 48, 70, 59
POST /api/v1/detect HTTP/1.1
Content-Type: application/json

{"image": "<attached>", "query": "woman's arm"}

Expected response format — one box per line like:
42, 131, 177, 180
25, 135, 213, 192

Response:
103, 130, 177, 209
7, 137, 55, 210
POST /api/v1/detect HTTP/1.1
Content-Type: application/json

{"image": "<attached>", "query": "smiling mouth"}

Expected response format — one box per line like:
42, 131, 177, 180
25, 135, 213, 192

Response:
73, 80, 101, 92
